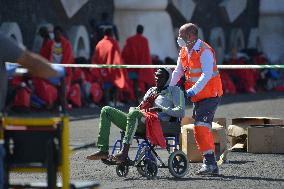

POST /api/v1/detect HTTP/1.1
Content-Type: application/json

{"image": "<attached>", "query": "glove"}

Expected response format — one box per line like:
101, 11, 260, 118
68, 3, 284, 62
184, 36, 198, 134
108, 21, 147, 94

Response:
51, 64, 65, 78
186, 89, 195, 97
47, 65, 65, 85
5, 63, 18, 76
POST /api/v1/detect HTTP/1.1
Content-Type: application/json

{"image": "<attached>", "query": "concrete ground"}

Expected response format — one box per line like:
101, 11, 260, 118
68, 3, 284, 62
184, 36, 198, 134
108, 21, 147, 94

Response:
9, 91, 284, 189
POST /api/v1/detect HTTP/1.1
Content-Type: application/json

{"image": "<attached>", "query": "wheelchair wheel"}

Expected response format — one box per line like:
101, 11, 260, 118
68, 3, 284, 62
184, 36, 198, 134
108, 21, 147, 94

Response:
116, 163, 129, 177
136, 148, 157, 177
145, 159, 158, 179
168, 150, 188, 178
137, 158, 147, 177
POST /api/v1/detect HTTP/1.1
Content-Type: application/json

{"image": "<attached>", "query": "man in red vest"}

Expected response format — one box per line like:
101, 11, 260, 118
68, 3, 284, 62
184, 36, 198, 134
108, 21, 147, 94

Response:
170, 23, 223, 175
122, 25, 155, 104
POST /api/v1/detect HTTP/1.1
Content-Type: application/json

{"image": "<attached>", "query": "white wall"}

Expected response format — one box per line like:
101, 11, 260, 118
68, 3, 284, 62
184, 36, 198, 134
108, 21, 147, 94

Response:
114, 0, 178, 60
209, 27, 226, 64
0, 22, 23, 45
171, 0, 196, 21
60, 0, 89, 18
259, 0, 284, 63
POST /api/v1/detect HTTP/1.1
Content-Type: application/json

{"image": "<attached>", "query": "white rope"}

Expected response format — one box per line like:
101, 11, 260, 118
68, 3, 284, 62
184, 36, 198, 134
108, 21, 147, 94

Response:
217, 65, 284, 69
6, 62, 284, 69
48, 63, 284, 69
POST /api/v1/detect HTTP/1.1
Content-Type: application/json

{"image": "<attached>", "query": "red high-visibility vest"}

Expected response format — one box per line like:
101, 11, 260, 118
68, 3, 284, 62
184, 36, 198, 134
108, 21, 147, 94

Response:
179, 40, 223, 102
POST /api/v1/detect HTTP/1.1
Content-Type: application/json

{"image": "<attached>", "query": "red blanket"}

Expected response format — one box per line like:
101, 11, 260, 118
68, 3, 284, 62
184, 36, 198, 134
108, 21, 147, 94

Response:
139, 91, 166, 148
144, 111, 166, 148
39, 38, 53, 59
40, 36, 74, 78
38, 36, 75, 105
229, 58, 257, 93
220, 70, 236, 95
91, 36, 129, 89
40, 36, 74, 64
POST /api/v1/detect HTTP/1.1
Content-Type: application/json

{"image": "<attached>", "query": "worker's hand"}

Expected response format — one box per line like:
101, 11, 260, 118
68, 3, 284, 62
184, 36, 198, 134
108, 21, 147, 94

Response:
148, 107, 162, 112
186, 89, 195, 97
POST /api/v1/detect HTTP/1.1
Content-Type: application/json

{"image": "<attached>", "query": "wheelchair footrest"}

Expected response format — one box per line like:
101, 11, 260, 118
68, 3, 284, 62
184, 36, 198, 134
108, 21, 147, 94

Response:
101, 158, 118, 165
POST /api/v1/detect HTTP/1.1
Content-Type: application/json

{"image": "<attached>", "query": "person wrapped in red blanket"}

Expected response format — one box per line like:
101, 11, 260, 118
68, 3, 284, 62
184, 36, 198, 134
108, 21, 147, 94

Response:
122, 25, 155, 103
86, 68, 185, 163
36, 26, 75, 108
91, 28, 134, 105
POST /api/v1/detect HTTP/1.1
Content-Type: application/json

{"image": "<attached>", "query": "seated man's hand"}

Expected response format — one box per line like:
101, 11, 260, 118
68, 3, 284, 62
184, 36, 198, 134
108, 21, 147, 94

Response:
148, 107, 162, 112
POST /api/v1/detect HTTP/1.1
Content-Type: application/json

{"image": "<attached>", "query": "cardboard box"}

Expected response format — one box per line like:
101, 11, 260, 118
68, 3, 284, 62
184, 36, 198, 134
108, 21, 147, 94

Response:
247, 125, 284, 154
228, 117, 284, 149
181, 122, 227, 162
181, 124, 202, 162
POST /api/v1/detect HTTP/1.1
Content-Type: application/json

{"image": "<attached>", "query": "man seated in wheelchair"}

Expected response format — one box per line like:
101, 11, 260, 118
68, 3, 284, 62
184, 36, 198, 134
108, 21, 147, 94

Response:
86, 68, 185, 163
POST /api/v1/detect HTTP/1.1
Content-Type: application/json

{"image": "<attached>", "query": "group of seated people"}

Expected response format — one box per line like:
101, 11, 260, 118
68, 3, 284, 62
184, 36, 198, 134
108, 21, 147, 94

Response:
5, 26, 284, 113
5, 57, 156, 112
220, 48, 284, 95
5, 24, 156, 112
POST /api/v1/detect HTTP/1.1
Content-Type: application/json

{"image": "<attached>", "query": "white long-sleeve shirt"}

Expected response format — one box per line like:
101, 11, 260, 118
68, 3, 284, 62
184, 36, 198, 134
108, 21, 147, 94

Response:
170, 39, 214, 95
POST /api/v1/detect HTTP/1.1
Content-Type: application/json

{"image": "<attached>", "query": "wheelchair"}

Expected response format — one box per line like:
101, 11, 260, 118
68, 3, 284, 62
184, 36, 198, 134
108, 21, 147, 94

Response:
102, 119, 189, 179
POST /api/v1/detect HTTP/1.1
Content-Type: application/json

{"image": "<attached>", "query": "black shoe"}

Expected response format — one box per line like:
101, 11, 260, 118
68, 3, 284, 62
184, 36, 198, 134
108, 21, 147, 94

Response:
196, 164, 219, 175
86, 151, 109, 160
113, 143, 130, 163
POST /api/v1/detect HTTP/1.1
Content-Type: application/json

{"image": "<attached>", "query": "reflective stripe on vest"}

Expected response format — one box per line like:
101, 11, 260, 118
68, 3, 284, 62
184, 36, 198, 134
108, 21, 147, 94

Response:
184, 68, 202, 74
189, 70, 219, 82
183, 68, 202, 74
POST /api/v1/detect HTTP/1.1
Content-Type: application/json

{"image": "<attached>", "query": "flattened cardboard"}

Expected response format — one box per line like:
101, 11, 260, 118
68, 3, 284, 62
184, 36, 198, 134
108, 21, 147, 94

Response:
228, 124, 248, 137
231, 143, 245, 152
232, 117, 283, 126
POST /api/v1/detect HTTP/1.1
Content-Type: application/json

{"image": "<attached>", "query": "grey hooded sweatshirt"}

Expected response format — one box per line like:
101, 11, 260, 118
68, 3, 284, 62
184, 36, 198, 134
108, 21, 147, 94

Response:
143, 68, 185, 121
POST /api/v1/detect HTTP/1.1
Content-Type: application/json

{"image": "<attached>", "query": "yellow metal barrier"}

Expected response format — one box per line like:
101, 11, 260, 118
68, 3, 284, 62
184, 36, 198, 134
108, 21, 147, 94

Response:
3, 117, 62, 126
1, 116, 100, 189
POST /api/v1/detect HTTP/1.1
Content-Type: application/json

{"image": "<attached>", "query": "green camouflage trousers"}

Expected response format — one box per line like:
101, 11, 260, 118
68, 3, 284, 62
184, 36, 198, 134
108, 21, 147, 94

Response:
97, 106, 145, 152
